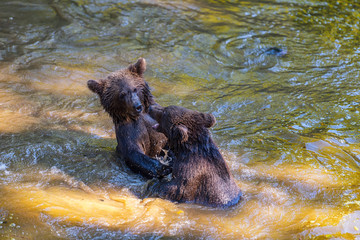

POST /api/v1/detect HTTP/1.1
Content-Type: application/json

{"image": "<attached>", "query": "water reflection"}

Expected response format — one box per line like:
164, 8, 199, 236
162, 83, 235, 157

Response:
0, 0, 360, 239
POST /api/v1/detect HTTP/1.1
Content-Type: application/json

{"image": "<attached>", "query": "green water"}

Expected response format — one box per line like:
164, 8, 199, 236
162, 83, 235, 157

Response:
0, 0, 360, 239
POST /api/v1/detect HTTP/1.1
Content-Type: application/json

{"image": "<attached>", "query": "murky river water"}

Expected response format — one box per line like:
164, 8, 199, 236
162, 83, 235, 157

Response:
0, 0, 359, 239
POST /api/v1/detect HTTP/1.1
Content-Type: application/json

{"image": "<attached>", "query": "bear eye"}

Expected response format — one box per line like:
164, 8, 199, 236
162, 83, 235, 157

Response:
119, 92, 126, 98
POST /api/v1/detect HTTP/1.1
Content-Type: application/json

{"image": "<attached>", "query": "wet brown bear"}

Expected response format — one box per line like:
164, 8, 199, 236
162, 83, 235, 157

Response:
149, 105, 242, 207
87, 58, 171, 179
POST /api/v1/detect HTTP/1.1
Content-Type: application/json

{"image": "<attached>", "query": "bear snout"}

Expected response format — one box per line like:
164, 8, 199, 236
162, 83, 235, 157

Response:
131, 92, 143, 113
149, 104, 164, 122
134, 103, 143, 113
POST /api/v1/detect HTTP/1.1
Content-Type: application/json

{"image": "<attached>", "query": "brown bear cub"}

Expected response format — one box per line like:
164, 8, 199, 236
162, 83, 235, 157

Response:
87, 58, 171, 179
149, 105, 242, 207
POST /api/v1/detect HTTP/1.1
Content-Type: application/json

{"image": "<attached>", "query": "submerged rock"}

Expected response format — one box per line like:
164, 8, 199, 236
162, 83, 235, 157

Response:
264, 47, 287, 57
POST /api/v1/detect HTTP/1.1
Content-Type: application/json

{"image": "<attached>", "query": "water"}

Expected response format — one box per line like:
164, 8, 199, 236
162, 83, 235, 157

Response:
0, 0, 360, 239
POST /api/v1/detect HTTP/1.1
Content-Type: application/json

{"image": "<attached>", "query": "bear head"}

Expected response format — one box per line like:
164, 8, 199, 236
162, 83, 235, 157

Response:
87, 58, 153, 123
149, 105, 216, 148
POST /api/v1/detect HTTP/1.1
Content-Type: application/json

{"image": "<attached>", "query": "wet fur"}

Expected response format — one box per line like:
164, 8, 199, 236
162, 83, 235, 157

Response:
150, 105, 242, 207
87, 58, 171, 179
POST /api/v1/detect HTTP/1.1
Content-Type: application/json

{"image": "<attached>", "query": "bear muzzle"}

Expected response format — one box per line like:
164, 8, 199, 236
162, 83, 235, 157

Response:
134, 103, 143, 113
131, 92, 143, 113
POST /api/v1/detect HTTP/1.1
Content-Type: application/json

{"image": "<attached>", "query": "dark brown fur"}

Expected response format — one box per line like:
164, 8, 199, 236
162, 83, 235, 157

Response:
149, 105, 242, 207
87, 58, 171, 179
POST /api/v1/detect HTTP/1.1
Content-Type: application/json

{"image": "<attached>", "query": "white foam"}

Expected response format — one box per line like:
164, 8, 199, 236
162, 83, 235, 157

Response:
0, 163, 7, 171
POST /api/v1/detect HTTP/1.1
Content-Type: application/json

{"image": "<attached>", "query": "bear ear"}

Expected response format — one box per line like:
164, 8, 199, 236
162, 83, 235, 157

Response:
128, 58, 147, 76
87, 79, 104, 95
201, 113, 216, 128
171, 124, 188, 144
